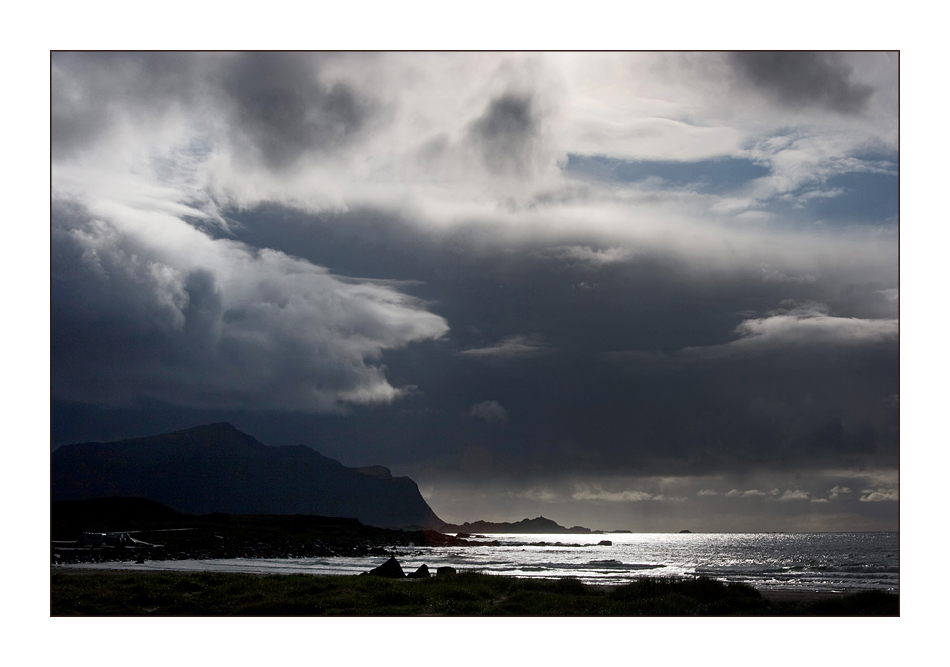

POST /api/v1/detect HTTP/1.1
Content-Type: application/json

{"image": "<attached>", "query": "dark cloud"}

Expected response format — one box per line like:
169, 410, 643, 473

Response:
50, 201, 448, 413
68, 203, 892, 483
51, 67, 109, 158
52, 200, 898, 489
51, 52, 199, 158
51, 52, 376, 168
729, 52, 874, 114
49, 53, 898, 530
468, 92, 542, 177
221, 53, 375, 168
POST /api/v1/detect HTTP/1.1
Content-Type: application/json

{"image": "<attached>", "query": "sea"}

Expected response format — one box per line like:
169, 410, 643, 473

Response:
60, 531, 899, 594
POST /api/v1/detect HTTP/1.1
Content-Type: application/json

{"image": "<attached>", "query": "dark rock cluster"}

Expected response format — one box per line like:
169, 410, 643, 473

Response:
361, 557, 455, 579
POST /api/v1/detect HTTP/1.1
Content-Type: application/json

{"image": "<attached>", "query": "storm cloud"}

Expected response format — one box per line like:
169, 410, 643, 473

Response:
51, 201, 448, 412
729, 51, 875, 114
51, 52, 898, 531
469, 92, 544, 177
220, 52, 376, 169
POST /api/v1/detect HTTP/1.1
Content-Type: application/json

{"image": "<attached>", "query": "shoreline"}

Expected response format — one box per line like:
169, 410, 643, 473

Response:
50, 564, 887, 602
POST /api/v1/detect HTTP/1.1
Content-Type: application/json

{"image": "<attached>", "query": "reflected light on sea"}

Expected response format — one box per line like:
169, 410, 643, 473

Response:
60, 531, 898, 593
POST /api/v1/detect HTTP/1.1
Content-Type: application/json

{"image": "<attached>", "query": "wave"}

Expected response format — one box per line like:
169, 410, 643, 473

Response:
586, 560, 665, 570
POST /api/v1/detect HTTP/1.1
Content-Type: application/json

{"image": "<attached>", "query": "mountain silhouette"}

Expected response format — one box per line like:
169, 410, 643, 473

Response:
51, 423, 445, 530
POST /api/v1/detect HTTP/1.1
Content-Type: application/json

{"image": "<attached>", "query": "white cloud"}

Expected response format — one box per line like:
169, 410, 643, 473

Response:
517, 487, 562, 503
775, 489, 812, 501
860, 488, 899, 502
778, 186, 847, 207
619, 302, 898, 366
818, 468, 898, 488
572, 485, 684, 502
724, 489, 768, 498
682, 303, 898, 359
566, 115, 744, 162
467, 400, 509, 424
743, 138, 897, 204
828, 486, 852, 499
734, 310, 898, 346
546, 245, 633, 266
460, 334, 551, 358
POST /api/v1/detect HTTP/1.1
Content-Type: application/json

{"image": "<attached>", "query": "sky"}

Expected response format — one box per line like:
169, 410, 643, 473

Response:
50, 52, 899, 532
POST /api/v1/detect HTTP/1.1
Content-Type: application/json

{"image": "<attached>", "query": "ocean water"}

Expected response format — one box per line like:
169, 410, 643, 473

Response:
60, 531, 899, 593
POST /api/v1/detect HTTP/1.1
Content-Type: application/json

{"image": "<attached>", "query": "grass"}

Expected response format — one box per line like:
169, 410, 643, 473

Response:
50, 571, 898, 616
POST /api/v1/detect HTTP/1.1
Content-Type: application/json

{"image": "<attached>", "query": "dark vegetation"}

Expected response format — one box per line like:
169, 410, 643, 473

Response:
792, 589, 900, 616
50, 571, 898, 616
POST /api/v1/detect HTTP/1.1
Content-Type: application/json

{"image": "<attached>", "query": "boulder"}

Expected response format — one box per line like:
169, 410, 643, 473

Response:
598, 540, 612, 546
436, 566, 457, 576
364, 556, 406, 578
407, 564, 430, 578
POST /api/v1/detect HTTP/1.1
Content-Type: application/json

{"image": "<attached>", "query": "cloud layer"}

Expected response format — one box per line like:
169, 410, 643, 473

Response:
51, 52, 898, 531
52, 198, 448, 411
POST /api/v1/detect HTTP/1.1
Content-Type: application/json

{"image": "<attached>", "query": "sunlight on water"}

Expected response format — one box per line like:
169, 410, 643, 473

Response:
62, 532, 898, 593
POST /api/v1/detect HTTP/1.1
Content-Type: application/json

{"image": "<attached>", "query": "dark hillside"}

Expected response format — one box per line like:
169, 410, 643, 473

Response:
51, 423, 445, 530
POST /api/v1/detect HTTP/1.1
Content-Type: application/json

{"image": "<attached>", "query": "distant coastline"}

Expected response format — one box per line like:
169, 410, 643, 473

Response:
443, 516, 632, 535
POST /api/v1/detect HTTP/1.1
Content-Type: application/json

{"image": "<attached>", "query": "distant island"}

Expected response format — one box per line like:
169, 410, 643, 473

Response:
444, 516, 629, 535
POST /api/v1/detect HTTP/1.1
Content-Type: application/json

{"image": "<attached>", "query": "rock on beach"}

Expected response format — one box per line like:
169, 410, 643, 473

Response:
363, 556, 406, 578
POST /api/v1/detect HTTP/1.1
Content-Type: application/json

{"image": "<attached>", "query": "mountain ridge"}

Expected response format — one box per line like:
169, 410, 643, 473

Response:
51, 422, 445, 530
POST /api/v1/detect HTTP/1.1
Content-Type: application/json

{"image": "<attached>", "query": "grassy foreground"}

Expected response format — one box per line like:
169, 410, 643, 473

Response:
51, 570, 898, 616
